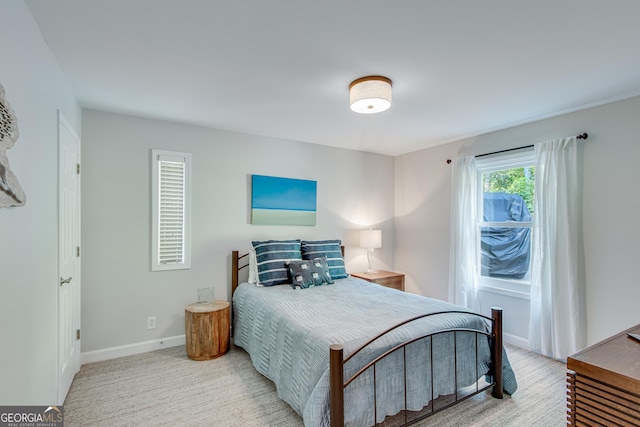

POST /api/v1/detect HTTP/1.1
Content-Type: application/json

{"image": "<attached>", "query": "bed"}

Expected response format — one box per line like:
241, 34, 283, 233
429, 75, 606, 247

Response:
231, 246, 517, 427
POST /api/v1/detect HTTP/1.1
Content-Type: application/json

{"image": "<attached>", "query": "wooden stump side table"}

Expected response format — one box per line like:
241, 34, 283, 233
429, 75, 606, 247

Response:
185, 300, 230, 360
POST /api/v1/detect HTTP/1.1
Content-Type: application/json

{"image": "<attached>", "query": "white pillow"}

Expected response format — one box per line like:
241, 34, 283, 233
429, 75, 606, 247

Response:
248, 248, 259, 284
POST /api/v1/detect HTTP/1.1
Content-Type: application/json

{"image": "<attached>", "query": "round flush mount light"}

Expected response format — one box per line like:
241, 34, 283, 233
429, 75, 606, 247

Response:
349, 76, 392, 114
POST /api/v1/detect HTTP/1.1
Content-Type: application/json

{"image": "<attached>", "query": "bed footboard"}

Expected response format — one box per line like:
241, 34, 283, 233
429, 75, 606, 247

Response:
330, 307, 504, 427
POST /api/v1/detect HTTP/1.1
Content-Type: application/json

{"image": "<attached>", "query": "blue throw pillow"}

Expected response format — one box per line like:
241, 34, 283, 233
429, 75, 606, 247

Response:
252, 239, 302, 286
301, 240, 348, 279
287, 256, 334, 289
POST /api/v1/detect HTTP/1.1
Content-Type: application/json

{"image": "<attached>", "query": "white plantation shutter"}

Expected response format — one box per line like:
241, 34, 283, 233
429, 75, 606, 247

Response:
159, 159, 185, 264
152, 150, 191, 271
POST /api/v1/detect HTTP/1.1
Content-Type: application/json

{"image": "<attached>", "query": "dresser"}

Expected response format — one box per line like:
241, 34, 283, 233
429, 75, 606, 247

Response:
567, 324, 640, 426
350, 270, 405, 291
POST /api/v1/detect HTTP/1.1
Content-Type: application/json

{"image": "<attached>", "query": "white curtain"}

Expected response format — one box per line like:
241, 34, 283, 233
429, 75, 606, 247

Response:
448, 155, 480, 311
528, 137, 586, 360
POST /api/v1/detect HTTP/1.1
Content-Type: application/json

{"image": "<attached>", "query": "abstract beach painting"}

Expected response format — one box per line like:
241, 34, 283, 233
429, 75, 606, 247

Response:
251, 175, 316, 226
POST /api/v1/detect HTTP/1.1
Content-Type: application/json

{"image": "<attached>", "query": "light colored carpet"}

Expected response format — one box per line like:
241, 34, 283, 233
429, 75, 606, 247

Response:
64, 343, 566, 426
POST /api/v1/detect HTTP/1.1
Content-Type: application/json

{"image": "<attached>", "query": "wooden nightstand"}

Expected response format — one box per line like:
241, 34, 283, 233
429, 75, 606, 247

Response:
185, 301, 230, 360
350, 271, 405, 291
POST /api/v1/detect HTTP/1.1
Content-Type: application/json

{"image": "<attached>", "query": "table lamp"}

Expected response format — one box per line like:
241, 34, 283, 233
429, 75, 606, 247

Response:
360, 229, 382, 274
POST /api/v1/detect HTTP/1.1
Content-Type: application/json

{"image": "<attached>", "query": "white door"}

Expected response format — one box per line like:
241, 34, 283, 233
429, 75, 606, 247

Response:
58, 112, 81, 404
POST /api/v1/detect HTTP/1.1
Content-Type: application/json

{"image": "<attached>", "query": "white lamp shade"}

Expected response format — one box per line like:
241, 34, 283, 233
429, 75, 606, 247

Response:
349, 76, 392, 114
360, 229, 382, 249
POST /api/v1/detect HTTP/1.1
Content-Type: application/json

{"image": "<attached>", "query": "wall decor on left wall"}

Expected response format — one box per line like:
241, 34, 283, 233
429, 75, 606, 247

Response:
0, 83, 26, 207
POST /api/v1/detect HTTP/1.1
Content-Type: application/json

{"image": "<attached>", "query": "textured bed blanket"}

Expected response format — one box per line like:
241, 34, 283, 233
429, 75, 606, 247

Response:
233, 277, 517, 427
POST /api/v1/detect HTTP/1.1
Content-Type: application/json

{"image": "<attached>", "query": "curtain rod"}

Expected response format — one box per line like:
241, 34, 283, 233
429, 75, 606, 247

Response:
445, 132, 588, 164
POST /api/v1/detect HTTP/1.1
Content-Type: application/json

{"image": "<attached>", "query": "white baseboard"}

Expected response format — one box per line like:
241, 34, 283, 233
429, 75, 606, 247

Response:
81, 335, 185, 364
503, 332, 529, 349
80, 332, 527, 364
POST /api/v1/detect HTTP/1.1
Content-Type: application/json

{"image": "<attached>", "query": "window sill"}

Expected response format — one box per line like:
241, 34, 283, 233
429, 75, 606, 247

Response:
478, 284, 530, 301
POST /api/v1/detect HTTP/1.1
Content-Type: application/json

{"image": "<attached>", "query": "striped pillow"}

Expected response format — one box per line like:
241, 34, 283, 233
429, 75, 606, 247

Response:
301, 240, 348, 279
252, 239, 302, 286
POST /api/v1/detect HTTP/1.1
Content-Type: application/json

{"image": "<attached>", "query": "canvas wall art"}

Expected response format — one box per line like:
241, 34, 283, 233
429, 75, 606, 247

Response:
251, 175, 316, 226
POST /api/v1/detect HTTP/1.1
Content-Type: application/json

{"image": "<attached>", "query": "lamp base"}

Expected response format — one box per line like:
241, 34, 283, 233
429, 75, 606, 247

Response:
366, 248, 377, 275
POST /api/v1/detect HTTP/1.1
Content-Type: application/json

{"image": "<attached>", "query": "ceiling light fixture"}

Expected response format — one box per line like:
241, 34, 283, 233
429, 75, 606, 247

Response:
349, 76, 392, 114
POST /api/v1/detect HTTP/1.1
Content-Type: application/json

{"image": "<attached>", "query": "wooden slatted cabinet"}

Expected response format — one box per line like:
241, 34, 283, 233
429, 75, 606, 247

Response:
567, 324, 640, 426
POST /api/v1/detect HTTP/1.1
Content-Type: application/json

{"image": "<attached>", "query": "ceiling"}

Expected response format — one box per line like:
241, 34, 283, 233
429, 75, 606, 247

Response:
25, 0, 640, 156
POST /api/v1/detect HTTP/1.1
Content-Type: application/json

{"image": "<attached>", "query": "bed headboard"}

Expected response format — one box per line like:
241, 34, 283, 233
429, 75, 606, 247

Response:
231, 246, 345, 296
231, 250, 249, 296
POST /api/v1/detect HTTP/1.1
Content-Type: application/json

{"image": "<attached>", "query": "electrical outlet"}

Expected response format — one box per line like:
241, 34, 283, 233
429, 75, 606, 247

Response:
147, 316, 157, 330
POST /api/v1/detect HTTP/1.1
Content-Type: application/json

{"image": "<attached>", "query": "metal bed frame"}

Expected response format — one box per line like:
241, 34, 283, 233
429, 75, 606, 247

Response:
231, 250, 504, 427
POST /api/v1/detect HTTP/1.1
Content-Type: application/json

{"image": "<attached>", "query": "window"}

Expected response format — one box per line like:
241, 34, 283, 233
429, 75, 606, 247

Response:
475, 149, 534, 298
151, 149, 191, 271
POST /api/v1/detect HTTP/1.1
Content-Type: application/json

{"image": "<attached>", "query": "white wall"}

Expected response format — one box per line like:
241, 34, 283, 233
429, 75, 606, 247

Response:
0, 2, 81, 405
395, 95, 640, 347
80, 110, 395, 354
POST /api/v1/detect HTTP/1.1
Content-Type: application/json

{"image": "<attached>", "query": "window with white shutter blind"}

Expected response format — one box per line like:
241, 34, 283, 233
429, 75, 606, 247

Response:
151, 149, 191, 271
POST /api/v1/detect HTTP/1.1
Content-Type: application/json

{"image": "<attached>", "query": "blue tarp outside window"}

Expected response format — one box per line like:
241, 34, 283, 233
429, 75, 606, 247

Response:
481, 192, 531, 279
